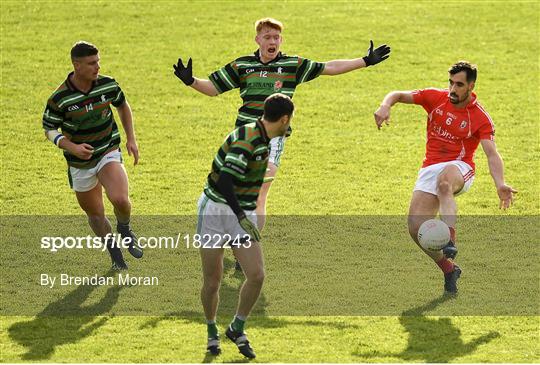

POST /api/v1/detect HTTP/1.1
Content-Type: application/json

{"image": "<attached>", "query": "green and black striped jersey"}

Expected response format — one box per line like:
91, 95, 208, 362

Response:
42, 73, 125, 168
209, 50, 324, 129
204, 119, 270, 210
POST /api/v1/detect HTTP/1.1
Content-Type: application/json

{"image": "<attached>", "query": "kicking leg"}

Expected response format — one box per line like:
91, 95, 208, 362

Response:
408, 190, 441, 261
408, 189, 461, 295
436, 164, 465, 258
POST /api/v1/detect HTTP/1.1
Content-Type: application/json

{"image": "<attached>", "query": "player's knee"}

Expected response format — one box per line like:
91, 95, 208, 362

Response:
436, 180, 453, 196
109, 194, 131, 210
247, 269, 265, 286
87, 213, 106, 226
203, 275, 222, 293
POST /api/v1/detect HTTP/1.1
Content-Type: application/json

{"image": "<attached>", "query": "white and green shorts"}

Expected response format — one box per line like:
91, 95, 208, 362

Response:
196, 193, 258, 248
68, 149, 123, 192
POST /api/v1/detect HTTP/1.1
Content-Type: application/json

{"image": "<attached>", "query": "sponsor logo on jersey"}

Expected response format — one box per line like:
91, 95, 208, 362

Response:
274, 80, 283, 91
250, 82, 275, 89
224, 162, 245, 174
68, 105, 80, 111
460, 120, 468, 128
431, 125, 459, 142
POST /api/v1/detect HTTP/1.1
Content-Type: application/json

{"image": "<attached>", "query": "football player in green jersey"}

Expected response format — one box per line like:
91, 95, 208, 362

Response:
43, 41, 142, 270
174, 18, 390, 232
198, 93, 294, 359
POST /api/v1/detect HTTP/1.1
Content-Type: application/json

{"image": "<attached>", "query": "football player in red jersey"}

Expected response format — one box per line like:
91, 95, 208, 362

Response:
373, 61, 517, 295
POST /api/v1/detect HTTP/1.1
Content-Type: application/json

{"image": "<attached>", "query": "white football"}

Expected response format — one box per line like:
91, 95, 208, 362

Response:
418, 219, 450, 251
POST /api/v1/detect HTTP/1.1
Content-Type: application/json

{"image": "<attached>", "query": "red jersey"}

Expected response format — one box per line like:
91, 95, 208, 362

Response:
412, 88, 495, 170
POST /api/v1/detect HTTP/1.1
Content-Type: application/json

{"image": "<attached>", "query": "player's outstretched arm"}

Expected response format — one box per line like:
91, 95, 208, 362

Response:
322, 40, 391, 75
373, 91, 415, 129
480, 139, 517, 209
116, 101, 139, 165
173, 57, 218, 96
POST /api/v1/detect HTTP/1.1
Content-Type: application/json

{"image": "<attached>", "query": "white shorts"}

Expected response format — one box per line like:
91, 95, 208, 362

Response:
196, 193, 258, 248
413, 160, 475, 196
68, 149, 123, 192
268, 136, 287, 167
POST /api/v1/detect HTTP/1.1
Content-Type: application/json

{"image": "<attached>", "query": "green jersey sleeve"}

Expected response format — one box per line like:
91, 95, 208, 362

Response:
296, 57, 325, 84
42, 98, 64, 130
209, 61, 240, 94
111, 79, 126, 107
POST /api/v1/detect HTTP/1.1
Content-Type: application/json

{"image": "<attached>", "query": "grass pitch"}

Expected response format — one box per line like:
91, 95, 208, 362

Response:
1, 0, 539, 363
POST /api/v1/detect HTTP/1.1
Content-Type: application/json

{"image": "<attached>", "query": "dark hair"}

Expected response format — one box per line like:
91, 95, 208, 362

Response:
71, 41, 98, 59
449, 61, 477, 83
263, 93, 294, 122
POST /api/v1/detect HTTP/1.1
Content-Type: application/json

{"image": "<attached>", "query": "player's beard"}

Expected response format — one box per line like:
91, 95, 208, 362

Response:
449, 91, 469, 104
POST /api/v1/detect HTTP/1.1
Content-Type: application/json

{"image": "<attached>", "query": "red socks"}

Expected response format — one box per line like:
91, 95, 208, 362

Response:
436, 258, 455, 274
434, 226, 456, 273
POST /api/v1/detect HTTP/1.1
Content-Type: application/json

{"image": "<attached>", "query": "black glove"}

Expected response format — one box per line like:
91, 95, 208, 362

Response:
238, 213, 261, 242
362, 40, 391, 67
173, 58, 194, 86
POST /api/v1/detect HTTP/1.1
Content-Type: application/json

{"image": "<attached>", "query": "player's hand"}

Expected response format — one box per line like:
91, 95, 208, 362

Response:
126, 139, 139, 166
362, 40, 391, 67
173, 58, 195, 86
70, 143, 94, 160
238, 214, 261, 242
497, 184, 517, 209
374, 104, 391, 129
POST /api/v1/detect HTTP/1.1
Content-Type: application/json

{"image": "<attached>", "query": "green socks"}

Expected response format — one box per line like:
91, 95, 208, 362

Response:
207, 321, 218, 339
231, 315, 246, 333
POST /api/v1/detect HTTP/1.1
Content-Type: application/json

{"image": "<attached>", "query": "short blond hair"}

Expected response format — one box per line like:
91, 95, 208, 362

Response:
255, 18, 283, 33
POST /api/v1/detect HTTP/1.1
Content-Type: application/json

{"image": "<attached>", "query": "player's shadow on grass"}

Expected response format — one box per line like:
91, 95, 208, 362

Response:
353, 295, 500, 362
139, 257, 364, 363
8, 270, 123, 361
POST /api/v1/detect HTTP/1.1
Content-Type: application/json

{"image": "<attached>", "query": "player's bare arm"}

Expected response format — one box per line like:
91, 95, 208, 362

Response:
374, 91, 415, 129
173, 57, 219, 96
322, 40, 391, 76
480, 139, 517, 209
116, 100, 139, 165
322, 58, 365, 75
